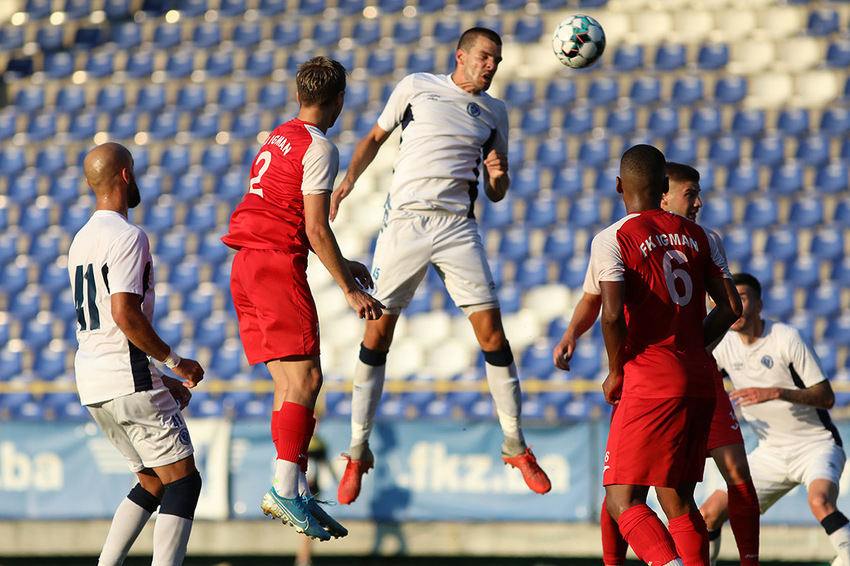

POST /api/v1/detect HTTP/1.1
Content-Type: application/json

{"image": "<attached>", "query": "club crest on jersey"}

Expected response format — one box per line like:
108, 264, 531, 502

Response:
178, 428, 192, 446
467, 102, 481, 117
760, 355, 774, 369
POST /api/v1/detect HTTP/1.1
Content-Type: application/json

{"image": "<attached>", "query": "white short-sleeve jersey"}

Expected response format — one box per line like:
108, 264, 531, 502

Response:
376, 73, 510, 217
713, 320, 842, 450
68, 210, 163, 405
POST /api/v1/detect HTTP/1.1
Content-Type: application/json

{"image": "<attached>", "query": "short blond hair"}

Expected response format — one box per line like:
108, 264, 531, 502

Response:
296, 56, 347, 107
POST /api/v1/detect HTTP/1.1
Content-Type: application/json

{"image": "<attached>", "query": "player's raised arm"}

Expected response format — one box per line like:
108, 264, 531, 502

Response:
329, 124, 392, 221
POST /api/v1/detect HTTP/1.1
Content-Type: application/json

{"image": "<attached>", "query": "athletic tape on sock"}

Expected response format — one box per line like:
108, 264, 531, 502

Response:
159, 471, 202, 520
822, 511, 850, 535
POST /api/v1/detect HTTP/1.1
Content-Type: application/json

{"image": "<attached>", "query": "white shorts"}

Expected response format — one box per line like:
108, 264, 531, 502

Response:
371, 210, 499, 314
747, 439, 846, 513
87, 388, 194, 473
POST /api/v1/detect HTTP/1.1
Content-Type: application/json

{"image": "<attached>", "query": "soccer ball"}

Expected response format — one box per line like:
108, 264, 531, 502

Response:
552, 15, 606, 69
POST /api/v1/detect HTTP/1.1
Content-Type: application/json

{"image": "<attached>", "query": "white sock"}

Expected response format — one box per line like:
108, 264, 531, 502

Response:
298, 471, 312, 498
350, 359, 385, 450
708, 529, 721, 566
151, 513, 193, 566
828, 524, 850, 566
98, 497, 154, 566
485, 361, 525, 450
273, 459, 300, 499
661, 560, 684, 566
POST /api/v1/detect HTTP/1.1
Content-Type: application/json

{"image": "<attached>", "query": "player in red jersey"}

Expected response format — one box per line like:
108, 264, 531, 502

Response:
588, 145, 741, 566
222, 57, 383, 541
554, 163, 760, 566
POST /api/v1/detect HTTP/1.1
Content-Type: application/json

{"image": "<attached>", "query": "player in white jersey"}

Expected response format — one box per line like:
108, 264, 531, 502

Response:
68, 142, 205, 566
329, 27, 551, 504
701, 273, 850, 566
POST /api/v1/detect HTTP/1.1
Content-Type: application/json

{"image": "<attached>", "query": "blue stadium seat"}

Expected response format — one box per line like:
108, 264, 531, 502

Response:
521, 107, 551, 136
815, 161, 848, 194
230, 22, 260, 48
351, 20, 381, 46
514, 17, 543, 43
714, 76, 746, 105
820, 108, 850, 136
708, 135, 741, 167
813, 342, 837, 376
173, 172, 204, 201
432, 19, 461, 45
311, 21, 341, 46
205, 51, 234, 78
542, 226, 575, 261
697, 43, 728, 70
149, 111, 179, 140
22, 318, 54, 350
731, 109, 765, 138
776, 108, 809, 136
366, 50, 396, 76
298, 0, 325, 14
516, 257, 551, 289
97, 85, 127, 113
418, 0, 445, 12
785, 256, 820, 289
210, 342, 245, 377
764, 228, 799, 262
153, 24, 183, 49
746, 254, 775, 288
15, 87, 45, 114
536, 138, 567, 169
646, 107, 678, 138
9, 173, 38, 205
751, 135, 785, 166
826, 40, 850, 68
498, 228, 531, 262
612, 44, 644, 73
338, 0, 364, 14
167, 259, 201, 294
479, 198, 514, 229
577, 139, 611, 168
0, 27, 24, 50
215, 84, 246, 113
688, 106, 722, 137
824, 313, 850, 345
809, 227, 844, 261
762, 282, 795, 319
155, 230, 189, 264
160, 146, 191, 176
190, 113, 220, 139
671, 77, 704, 106
458, 0, 486, 11
406, 49, 436, 74
665, 135, 697, 165
550, 165, 582, 197
723, 226, 753, 262
696, 197, 732, 229
795, 134, 830, 166
85, 50, 114, 78
242, 49, 273, 78
525, 195, 559, 228
200, 146, 232, 175
181, 290, 215, 322
9, 286, 43, 320
629, 77, 660, 106
193, 22, 221, 48
60, 204, 92, 234
605, 107, 636, 136
27, 114, 56, 142
229, 111, 261, 140
258, 0, 285, 15
111, 21, 142, 49
723, 163, 759, 195
166, 51, 195, 79
587, 78, 619, 106
144, 205, 177, 235
544, 79, 576, 108
50, 174, 82, 205
561, 106, 594, 135
55, 87, 86, 114
0, 112, 17, 141
769, 162, 804, 195
787, 198, 823, 228
36, 27, 65, 52
272, 22, 301, 47
393, 20, 421, 45
125, 51, 154, 79
104, 0, 132, 19
504, 80, 535, 107
194, 314, 230, 349
197, 233, 230, 264
33, 347, 71, 383
807, 8, 839, 36
654, 44, 686, 71
509, 164, 541, 198
565, 340, 603, 380
28, 232, 63, 266
0, 147, 27, 177
567, 197, 602, 229
805, 282, 842, 318
35, 147, 67, 176
742, 197, 778, 229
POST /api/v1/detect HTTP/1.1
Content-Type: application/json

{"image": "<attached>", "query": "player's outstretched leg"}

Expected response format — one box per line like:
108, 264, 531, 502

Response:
338, 444, 374, 505
151, 470, 202, 566
262, 488, 331, 541
483, 344, 551, 494
99, 483, 160, 566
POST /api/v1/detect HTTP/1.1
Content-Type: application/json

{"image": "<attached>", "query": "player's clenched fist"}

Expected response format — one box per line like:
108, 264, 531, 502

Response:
172, 358, 204, 388
484, 149, 508, 179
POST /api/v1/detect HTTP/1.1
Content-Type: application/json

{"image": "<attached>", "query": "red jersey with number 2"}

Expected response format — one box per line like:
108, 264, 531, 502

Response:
588, 208, 731, 398
222, 118, 339, 253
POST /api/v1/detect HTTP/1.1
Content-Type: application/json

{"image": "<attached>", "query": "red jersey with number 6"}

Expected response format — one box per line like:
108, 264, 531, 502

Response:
222, 118, 339, 253
587, 208, 731, 398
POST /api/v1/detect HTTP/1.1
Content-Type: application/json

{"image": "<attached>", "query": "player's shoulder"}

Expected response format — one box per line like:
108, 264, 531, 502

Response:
765, 320, 804, 344
590, 213, 639, 248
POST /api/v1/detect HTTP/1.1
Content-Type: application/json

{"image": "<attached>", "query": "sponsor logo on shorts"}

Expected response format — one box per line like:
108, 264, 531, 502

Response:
467, 102, 481, 117
760, 355, 774, 369
178, 428, 192, 446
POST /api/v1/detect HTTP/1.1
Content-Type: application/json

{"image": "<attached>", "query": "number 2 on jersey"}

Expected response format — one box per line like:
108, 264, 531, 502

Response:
74, 264, 100, 331
248, 150, 271, 198
662, 250, 693, 306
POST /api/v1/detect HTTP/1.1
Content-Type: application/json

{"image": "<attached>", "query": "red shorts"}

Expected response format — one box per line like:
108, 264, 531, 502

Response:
230, 248, 320, 365
603, 395, 715, 488
706, 374, 744, 452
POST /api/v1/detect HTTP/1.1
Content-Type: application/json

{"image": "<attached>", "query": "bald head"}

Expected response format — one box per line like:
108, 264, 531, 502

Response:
84, 142, 140, 211
619, 144, 667, 201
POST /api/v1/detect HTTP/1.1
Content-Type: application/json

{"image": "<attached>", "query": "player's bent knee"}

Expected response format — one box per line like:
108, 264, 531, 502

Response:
482, 343, 513, 367
359, 343, 389, 366
159, 470, 202, 520
128, 483, 161, 513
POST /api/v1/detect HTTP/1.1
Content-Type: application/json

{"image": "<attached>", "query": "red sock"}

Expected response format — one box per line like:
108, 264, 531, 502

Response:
727, 481, 760, 566
271, 410, 282, 450
300, 416, 317, 474
601, 498, 629, 566
667, 510, 709, 566
618, 504, 679, 565
274, 402, 314, 469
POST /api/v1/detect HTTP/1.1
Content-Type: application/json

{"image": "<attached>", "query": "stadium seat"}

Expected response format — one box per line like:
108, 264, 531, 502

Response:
551, 165, 582, 196
764, 228, 799, 262
272, 22, 301, 47
697, 43, 729, 70
9, 173, 38, 205
418, 0, 445, 13
751, 135, 785, 166
27, 114, 56, 142
787, 198, 823, 228
815, 161, 848, 194
298, 0, 326, 15
392, 20, 421, 45
351, 19, 381, 46
807, 8, 839, 36
190, 113, 220, 139
510, 164, 542, 198
144, 205, 177, 235
671, 77, 704, 106
35, 147, 67, 176
197, 233, 230, 265
708, 135, 741, 167
193, 22, 221, 48
432, 19, 461, 45
15, 87, 45, 114
723, 226, 753, 263
824, 313, 850, 345
784, 256, 820, 289
28, 232, 64, 266
521, 108, 551, 137
498, 228, 531, 262
745, 254, 775, 288
723, 163, 759, 195
104, 0, 132, 19
820, 108, 850, 137
155, 230, 189, 265
714, 76, 747, 105
525, 195, 559, 228
776, 108, 809, 136
513, 17, 544, 43
111, 21, 142, 49
688, 106, 721, 137
194, 313, 230, 349
827, 40, 850, 68
536, 138, 568, 169
654, 44, 686, 71
629, 77, 661, 106
612, 44, 644, 73
125, 51, 154, 79
0, 27, 24, 50
39, 260, 72, 293
567, 197, 602, 229
795, 134, 830, 166
0, 147, 27, 177
605, 107, 636, 136
241, 49, 273, 77
809, 227, 844, 261
577, 139, 611, 168
153, 23, 183, 49
36, 27, 65, 52
545, 79, 576, 108
97, 85, 127, 114
149, 111, 179, 140
55, 87, 86, 115
742, 197, 779, 229
173, 171, 204, 201
160, 146, 191, 177
310, 21, 341, 47
731, 109, 766, 138
542, 226, 575, 262
479, 198, 514, 229
646, 107, 678, 138
561, 106, 594, 136
804, 282, 842, 318
85, 50, 114, 78
587, 78, 619, 106
504, 80, 535, 108
814, 342, 838, 376
166, 51, 195, 79
665, 135, 697, 165
762, 282, 795, 319
0, 112, 17, 141
366, 50, 395, 76
258, 0, 285, 15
